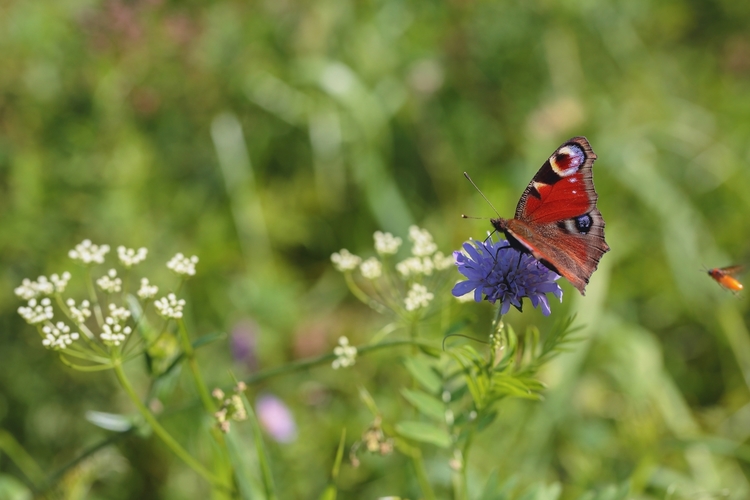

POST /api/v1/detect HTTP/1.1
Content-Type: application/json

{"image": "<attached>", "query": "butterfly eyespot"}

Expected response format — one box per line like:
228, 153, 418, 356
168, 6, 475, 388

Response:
575, 214, 592, 234
550, 144, 585, 177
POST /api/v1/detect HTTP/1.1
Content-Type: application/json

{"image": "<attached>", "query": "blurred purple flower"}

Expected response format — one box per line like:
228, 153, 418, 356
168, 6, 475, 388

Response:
231, 319, 258, 371
452, 237, 563, 316
256, 394, 297, 443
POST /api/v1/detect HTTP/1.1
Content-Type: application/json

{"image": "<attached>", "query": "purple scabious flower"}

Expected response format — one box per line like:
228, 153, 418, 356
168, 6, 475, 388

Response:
452, 238, 563, 316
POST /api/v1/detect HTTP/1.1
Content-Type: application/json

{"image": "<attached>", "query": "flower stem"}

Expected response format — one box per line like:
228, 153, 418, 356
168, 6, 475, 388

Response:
176, 320, 215, 413
243, 339, 433, 385
344, 272, 387, 313
176, 320, 233, 485
85, 268, 105, 327
112, 359, 222, 486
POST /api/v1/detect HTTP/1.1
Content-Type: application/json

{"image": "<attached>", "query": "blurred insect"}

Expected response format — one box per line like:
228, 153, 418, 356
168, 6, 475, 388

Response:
707, 265, 744, 292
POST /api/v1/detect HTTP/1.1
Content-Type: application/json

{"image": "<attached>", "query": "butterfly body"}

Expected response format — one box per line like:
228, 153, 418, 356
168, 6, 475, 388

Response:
708, 265, 744, 292
491, 137, 609, 295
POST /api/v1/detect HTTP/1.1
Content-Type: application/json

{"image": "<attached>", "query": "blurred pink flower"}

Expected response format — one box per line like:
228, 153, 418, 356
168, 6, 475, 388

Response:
256, 394, 297, 443
231, 319, 258, 371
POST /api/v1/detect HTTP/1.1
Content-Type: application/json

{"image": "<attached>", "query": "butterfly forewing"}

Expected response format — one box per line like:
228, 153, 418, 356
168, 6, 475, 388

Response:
514, 137, 598, 224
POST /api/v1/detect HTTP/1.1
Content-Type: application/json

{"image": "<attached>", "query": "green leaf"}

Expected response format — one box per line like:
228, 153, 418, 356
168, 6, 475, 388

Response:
395, 421, 451, 448
240, 392, 278, 500
475, 410, 498, 432
517, 482, 562, 500
319, 429, 347, 500
402, 357, 442, 394
224, 431, 265, 500
0, 474, 33, 500
401, 388, 445, 422
478, 471, 517, 500
85, 411, 134, 432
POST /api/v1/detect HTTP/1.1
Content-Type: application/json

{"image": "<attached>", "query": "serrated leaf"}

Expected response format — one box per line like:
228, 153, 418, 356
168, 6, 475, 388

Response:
401, 388, 445, 422
85, 411, 133, 432
403, 357, 441, 394
395, 421, 451, 448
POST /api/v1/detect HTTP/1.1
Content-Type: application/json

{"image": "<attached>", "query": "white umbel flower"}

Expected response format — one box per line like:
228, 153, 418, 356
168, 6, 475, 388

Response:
96, 269, 122, 293
396, 256, 434, 277
69, 240, 110, 265
360, 257, 383, 280
41, 321, 79, 350
18, 298, 54, 324
154, 293, 186, 319
50, 272, 72, 293
167, 253, 199, 276
117, 246, 148, 268
137, 278, 159, 299
432, 251, 454, 270
66, 298, 92, 324
100, 304, 132, 346
408, 226, 437, 257
332, 336, 357, 369
31, 276, 54, 296
100, 323, 132, 346
331, 249, 361, 272
404, 283, 434, 311
14, 279, 39, 300
15, 273, 72, 300
374, 231, 402, 255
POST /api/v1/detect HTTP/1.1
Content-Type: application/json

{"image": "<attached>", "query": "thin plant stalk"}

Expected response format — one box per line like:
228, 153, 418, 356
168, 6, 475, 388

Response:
112, 359, 223, 487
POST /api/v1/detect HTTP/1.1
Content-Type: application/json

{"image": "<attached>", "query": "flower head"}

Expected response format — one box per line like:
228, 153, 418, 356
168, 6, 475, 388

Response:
117, 246, 148, 268
14, 273, 71, 300
256, 394, 297, 443
167, 253, 199, 276
374, 231, 402, 255
137, 278, 159, 300
66, 298, 92, 324
452, 238, 563, 316
100, 304, 132, 346
332, 336, 357, 369
331, 249, 361, 272
408, 226, 438, 257
154, 293, 186, 319
360, 257, 382, 280
404, 283, 434, 311
96, 269, 122, 293
69, 240, 110, 265
41, 322, 79, 350
18, 298, 54, 324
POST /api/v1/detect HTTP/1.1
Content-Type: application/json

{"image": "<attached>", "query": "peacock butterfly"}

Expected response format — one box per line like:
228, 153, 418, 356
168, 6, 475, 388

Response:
707, 265, 744, 292
491, 137, 609, 295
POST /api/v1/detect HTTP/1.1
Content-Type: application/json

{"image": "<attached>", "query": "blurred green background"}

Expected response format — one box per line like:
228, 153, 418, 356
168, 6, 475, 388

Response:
3, 0, 750, 498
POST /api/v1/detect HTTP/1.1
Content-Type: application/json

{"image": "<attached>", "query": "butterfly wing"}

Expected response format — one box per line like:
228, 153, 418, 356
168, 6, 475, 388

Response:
501, 137, 609, 295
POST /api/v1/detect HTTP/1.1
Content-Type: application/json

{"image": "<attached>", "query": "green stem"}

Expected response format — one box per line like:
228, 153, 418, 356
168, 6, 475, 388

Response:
400, 444, 436, 500
112, 360, 222, 486
243, 339, 433, 385
344, 272, 387, 314
489, 305, 504, 365
0, 429, 46, 490
58, 355, 115, 371
176, 320, 215, 413
85, 268, 104, 327
176, 321, 234, 487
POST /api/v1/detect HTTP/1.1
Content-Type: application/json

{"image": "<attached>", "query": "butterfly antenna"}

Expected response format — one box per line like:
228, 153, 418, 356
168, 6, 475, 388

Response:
463, 172, 500, 216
